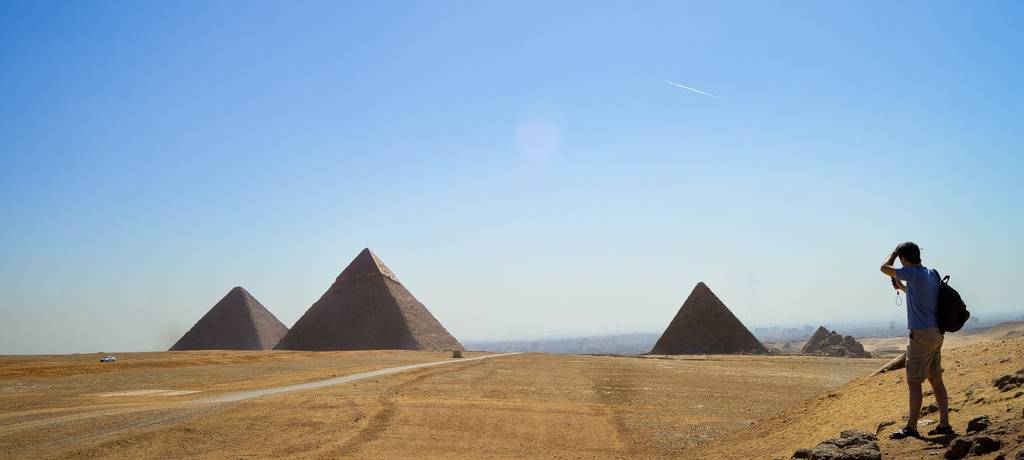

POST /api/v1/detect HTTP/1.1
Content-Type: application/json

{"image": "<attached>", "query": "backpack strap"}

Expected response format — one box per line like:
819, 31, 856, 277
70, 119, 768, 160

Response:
931, 268, 950, 284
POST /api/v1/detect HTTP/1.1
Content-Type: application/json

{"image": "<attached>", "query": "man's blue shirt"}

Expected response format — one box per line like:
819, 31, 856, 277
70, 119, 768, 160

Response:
895, 265, 940, 330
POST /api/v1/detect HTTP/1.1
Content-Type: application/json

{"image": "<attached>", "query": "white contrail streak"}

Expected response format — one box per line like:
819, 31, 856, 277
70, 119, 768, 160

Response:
665, 80, 724, 100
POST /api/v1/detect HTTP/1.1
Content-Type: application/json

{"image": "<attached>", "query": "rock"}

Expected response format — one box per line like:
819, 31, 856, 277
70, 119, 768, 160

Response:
994, 370, 1024, 392
945, 434, 1004, 459
968, 436, 1001, 455
946, 437, 973, 459
837, 430, 877, 445
967, 415, 990, 433
873, 353, 907, 376
792, 448, 811, 458
809, 444, 881, 460
922, 403, 939, 415
875, 420, 896, 434
1016, 450, 1024, 460
808, 430, 881, 460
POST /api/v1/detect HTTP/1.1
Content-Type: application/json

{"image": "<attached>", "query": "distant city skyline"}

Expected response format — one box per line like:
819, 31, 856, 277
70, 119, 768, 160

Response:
2, 1, 1022, 354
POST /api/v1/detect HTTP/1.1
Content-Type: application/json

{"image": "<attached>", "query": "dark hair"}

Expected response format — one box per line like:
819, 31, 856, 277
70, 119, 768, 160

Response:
896, 241, 921, 264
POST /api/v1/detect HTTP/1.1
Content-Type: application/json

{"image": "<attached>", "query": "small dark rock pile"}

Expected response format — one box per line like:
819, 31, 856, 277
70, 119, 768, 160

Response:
802, 326, 872, 358
944, 414, 1024, 459
994, 369, 1024, 392
791, 429, 881, 460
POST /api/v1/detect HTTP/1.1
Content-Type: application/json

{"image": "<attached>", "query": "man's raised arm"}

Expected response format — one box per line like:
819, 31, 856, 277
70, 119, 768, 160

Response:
880, 249, 899, 278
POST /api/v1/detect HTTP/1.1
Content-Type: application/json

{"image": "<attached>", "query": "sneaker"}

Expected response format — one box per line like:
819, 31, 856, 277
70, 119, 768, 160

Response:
889, 427, 920, 439
927, 425, 955, 436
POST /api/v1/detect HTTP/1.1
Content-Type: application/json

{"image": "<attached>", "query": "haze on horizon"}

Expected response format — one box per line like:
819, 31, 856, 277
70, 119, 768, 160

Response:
2, 1, 1022, 354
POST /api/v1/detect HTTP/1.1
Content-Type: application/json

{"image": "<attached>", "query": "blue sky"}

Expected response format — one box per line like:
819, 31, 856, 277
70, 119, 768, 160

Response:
2, 1, 1022, 354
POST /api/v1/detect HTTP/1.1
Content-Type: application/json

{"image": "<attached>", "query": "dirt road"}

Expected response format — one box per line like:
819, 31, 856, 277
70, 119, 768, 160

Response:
199, 353, 519, 403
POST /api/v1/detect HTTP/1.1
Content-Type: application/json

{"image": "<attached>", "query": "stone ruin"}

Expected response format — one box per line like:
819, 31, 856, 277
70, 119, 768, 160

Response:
801, 326, 871, 358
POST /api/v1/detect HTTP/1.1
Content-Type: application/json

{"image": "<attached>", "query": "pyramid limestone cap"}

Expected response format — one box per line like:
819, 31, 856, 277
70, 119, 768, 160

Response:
336, 248, 399, 283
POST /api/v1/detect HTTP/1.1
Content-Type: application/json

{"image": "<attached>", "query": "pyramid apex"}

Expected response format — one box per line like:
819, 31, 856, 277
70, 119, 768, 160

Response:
693, 281, 714, 293
337, 248, 399, 283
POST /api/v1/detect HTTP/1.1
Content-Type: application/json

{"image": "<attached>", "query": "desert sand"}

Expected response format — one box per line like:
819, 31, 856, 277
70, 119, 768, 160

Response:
2, 324, 1021, 458
1, 350, 879, 458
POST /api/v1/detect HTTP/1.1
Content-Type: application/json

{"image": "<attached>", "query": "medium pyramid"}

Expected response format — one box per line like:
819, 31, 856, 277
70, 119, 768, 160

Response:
649, 282, 767, 355
275, 248, 464, 352
170, 287, 289, 351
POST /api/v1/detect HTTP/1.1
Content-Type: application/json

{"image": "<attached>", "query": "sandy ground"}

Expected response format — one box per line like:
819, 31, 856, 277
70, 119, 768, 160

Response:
699, 336, 1024, 459
859, 320, 1024, 354
0, 351, 881, 458
3, 324, 1019, 459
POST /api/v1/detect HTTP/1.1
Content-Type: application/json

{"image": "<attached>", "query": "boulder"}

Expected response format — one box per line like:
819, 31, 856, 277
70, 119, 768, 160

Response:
806, 430, 881, 460
968, 436, 1001, 456
945, 434, 1003, 459
994, 370, 1024, 392
872, 353, 907, 376
946, 437, 973, 459
967, 415, 990, 434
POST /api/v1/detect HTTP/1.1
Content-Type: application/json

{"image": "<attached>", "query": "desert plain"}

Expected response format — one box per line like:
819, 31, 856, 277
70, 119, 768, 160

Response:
2, 323, 1023, 459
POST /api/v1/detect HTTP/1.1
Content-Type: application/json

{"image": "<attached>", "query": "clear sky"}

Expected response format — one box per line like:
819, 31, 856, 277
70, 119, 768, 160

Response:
2, 1, 1022, 354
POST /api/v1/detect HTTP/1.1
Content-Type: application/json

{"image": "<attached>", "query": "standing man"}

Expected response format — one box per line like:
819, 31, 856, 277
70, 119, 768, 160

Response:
879, 242, 954, 438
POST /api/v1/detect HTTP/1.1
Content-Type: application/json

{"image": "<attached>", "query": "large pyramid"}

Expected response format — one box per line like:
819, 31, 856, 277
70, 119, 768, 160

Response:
649, 282, 767, 355
170, 287, 289, 351
275, 248, 464, 352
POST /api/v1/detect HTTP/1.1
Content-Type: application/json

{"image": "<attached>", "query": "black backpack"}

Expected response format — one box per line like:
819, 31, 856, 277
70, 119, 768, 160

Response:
932, 269, 970, 333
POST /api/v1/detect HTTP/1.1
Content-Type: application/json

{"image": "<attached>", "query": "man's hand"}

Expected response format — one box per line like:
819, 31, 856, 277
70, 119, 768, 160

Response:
880, 249, 899, 278
891, 277, 906, 291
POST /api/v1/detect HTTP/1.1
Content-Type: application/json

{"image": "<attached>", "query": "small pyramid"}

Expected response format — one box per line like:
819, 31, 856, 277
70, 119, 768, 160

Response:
801, 326, 831, 354
649, 282, 767, 355
170, 287, 289, 351
275, 248, 463, 352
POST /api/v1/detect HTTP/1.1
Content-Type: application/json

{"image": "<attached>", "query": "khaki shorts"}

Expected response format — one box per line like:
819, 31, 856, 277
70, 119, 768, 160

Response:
906, 327, 943, 384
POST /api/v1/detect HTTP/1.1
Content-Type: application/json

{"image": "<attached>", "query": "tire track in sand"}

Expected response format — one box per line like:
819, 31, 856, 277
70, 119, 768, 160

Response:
329, 359, 489, 457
